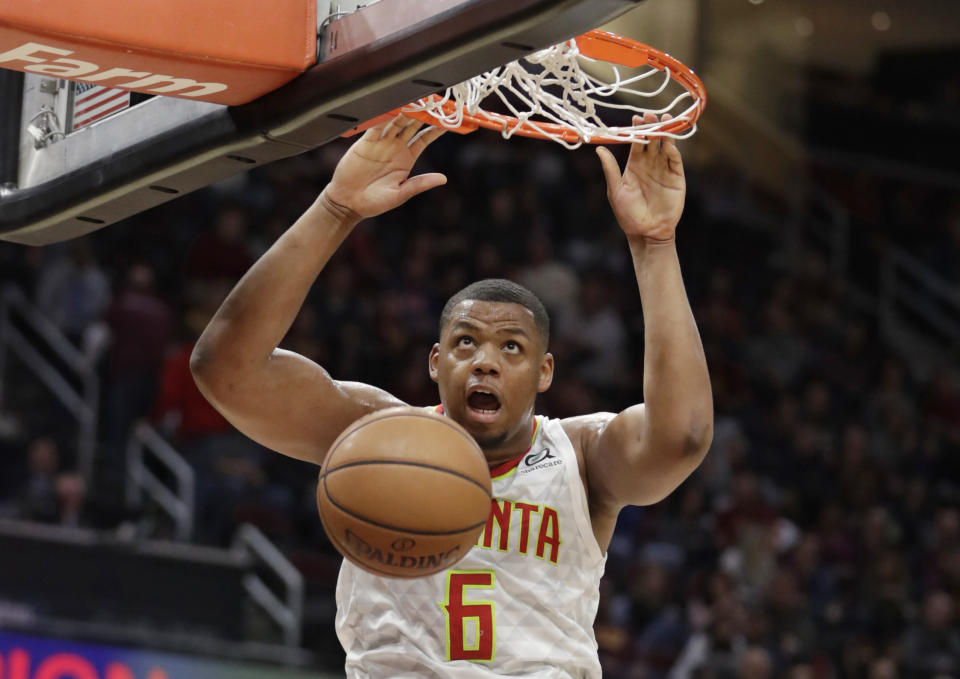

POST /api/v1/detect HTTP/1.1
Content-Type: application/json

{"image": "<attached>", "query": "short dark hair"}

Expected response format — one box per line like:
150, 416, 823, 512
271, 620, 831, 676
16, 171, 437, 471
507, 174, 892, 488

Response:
439, 279, 550, 348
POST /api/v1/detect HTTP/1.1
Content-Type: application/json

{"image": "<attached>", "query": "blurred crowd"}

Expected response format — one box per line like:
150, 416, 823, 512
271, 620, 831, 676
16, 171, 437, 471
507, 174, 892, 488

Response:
0, 122, 959, 679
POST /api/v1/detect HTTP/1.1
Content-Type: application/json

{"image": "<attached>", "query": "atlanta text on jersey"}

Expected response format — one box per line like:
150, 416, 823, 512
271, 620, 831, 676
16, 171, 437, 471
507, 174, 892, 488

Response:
475, 499, 561, 564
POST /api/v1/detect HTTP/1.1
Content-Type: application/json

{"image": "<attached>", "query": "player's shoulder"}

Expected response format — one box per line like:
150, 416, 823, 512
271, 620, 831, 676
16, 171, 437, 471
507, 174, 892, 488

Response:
558, 411, 617, 438
557, 411, 617, 458
336, 380, 407, 410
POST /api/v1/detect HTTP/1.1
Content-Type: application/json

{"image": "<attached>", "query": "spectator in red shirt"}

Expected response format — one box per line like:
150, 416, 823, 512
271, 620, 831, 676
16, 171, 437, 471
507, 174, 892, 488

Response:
154, 341, 231, 446
155, 285, 289, 544
184, 204, 254, 283
103, 263, 173, 474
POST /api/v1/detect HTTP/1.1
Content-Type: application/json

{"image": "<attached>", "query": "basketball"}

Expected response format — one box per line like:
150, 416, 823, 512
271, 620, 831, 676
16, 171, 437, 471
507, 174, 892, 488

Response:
316, 407, 492, 578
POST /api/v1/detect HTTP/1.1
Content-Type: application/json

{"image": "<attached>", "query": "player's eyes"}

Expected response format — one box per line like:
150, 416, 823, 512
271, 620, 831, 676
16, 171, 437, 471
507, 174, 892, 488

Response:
456, 336, 474, 347
504, 341, 521, 353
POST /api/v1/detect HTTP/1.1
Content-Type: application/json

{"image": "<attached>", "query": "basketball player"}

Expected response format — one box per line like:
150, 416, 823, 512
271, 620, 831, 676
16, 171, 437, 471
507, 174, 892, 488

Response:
191, 114, 713, 677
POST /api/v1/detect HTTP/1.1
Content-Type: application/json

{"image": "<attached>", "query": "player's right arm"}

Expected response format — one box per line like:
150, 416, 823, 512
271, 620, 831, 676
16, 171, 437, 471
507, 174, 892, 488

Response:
190, 117, 447, 465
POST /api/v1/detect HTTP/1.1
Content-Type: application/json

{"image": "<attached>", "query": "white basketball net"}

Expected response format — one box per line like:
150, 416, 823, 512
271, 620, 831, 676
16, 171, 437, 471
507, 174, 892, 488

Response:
403, 37, 703, 150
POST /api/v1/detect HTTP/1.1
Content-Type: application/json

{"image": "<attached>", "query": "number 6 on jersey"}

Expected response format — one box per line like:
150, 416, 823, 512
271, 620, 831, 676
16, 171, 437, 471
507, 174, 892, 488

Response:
440, 570, 496, 662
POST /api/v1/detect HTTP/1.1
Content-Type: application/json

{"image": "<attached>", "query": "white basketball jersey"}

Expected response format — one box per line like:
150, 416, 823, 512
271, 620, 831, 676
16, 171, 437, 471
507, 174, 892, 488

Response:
335, 413, 607, 678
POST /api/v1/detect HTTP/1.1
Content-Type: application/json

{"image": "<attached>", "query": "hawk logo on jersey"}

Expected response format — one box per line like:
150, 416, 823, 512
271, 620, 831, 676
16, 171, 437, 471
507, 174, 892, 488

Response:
520, 448, 562, 474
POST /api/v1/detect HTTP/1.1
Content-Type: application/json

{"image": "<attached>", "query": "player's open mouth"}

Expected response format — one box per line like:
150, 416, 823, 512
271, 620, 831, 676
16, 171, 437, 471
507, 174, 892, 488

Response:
467, 390, 501, 416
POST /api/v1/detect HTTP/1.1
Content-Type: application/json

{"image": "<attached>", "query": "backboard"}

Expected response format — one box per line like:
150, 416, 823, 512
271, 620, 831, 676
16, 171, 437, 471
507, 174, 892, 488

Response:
0, 0, 645, 246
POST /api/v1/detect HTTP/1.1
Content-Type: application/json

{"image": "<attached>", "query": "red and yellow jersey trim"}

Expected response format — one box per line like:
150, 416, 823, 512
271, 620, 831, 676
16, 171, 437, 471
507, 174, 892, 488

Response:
432, 405, 540, 481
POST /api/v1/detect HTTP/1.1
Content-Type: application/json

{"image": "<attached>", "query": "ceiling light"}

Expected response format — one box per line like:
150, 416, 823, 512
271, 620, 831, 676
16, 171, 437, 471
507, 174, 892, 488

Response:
871, 11, 892, 31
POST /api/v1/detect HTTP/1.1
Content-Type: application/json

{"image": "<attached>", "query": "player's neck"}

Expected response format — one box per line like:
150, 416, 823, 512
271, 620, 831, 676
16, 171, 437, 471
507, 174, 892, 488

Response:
481, 415, 538, 469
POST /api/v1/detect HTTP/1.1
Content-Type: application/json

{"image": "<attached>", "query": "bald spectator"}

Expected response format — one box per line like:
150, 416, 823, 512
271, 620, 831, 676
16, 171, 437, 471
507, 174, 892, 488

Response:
16, 436, 89, 527
784, 664, 814, 679
868, 658, 899, 679
56, 472, 87, 527
902, 590, 960, 678
737, 647, 772, 679
18, 436, 60, 522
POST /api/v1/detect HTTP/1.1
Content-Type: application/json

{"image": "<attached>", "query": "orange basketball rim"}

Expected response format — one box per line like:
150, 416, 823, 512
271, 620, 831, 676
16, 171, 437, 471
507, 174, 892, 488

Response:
355, 29, 708, 147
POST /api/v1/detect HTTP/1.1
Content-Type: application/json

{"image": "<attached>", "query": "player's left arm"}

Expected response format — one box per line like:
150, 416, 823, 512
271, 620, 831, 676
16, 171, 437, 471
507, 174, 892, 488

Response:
585, 113, 713, 509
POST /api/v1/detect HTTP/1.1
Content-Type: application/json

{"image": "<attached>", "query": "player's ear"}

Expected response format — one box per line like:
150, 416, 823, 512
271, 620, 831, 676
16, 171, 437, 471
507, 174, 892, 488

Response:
537, 352, 554, 393
429, 343, 440, 382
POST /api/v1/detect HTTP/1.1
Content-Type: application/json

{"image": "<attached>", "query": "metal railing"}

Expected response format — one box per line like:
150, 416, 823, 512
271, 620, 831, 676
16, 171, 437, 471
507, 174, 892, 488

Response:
0, 285, 302, 647
696, 76, 959, 354
880, 246, 960, 353
0, 283, 99, 482
126, 421, 196, 541
0, 517, 314, 667
232, 524, 304, 648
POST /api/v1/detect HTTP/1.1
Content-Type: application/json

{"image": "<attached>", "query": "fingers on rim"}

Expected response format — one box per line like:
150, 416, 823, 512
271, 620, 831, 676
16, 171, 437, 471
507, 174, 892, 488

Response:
398, 117, 427, 143
632, 112, 682, 151
596, 146, 621, 187
362, 117, 394, 140
650, 112, 666, 150
659, 114, 678, 152
377, 117, 397, 139
409, 124, 445, 149
376, 114, 416, 139
632, 113, 659, 150
630, 114, 646, 149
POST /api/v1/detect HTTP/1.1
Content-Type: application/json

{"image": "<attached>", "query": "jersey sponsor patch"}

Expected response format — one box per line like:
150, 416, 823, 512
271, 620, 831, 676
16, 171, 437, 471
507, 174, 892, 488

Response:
519, 447, 562, 473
